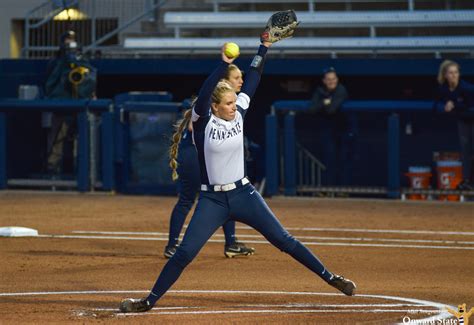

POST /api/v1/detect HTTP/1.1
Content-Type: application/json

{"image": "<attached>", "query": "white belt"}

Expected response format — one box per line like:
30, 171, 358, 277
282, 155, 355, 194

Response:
201, 177, 250, 192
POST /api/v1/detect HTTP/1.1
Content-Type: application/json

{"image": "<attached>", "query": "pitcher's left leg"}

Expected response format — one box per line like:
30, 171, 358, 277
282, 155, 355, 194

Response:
229, 184, 356, 296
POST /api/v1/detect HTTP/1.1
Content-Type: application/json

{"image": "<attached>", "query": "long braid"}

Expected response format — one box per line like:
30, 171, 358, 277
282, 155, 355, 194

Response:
169, 109, 192, 181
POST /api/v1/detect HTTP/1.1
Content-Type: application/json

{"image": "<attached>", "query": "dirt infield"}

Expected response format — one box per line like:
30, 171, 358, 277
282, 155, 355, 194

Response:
0, 191, 473, 324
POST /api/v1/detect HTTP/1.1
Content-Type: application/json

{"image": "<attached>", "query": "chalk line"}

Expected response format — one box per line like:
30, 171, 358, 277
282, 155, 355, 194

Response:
0, 289, 452, 324
36, 234, 474, 250
71, 230, 474, 245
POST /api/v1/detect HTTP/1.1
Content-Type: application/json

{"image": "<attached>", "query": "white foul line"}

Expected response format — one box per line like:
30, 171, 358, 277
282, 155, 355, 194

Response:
233, 226, 474, 236
0, 289, 453, 324
71, 231, 474, 245
93, 303, 429, 312
36, 234, 474, 250
0, 290, 148, 297
115, 309, 441, 316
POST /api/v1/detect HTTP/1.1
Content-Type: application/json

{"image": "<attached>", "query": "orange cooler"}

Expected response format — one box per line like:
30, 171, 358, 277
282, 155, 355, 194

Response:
436, 160, 463, 201
405, 166, 432, 200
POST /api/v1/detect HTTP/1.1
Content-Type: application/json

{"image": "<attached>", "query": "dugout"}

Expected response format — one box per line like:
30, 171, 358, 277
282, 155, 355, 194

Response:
0, 58, 473, 195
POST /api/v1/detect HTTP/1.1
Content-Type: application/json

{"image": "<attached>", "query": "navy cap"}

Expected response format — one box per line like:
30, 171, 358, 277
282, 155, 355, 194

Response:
322, 66, 336, 76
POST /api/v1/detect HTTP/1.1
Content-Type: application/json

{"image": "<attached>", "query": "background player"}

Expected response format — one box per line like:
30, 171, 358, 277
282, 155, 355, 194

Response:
119, 11, 356, 313
165, 63, 254, 259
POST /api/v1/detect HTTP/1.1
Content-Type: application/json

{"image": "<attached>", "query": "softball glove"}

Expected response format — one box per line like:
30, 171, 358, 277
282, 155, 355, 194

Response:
260, 10, 300, 43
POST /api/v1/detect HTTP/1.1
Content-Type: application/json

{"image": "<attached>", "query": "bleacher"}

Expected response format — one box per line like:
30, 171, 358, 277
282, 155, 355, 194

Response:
124, 36, 474, 56
20, 0, 474, 58
163, 10, 474, 36
120, 0, 474, 58
205, 0, 415, 12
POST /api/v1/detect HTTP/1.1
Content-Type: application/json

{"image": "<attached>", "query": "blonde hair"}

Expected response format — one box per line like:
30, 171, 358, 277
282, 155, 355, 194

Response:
224, 64, 241, 80
169, 109, 192, 181
170, 81, 235, 180
211, 81, 235, 105
437, 60, 460, 85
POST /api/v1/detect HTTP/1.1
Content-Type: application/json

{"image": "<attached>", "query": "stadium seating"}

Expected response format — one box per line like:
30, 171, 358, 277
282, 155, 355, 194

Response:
164, 10, 474, 37
124, 36, 474, 55
122, 4, 474, 56
205, 0, 415, 12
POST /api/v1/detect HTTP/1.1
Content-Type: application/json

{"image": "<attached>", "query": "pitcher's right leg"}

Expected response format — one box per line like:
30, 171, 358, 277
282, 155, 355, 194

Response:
120, 193, 229, 312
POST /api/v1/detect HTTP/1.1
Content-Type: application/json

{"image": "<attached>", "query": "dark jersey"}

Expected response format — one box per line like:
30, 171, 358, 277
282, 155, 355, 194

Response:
438, 79, 474, 114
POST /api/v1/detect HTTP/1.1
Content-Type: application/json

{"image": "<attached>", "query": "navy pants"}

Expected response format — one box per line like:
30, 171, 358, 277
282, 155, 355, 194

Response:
167, 144, 236, 248
148, 183, 333, 305
320, 113, 358, 186
457, 118, 474, 182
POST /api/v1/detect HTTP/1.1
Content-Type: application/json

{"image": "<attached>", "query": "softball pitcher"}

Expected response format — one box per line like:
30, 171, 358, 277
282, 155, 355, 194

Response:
165, 64, 254, 259
120, 10, 356, 313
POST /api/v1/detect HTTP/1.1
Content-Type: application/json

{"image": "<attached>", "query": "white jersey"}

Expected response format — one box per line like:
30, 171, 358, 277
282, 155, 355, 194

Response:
192, 92, 250, 185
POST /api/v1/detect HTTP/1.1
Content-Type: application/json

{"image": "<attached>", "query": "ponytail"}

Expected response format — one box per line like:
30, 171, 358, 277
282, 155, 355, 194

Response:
169, 109, 193, 181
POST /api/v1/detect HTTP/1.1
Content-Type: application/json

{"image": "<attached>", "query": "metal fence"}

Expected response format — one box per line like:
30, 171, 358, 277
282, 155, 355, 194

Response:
279, 140, 326, 192
296, 142, 326, 188
23, 0, 167, 58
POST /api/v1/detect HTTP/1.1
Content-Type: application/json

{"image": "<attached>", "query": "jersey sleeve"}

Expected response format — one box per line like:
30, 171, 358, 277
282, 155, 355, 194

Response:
240, 45, 268, 101
192, 61, 229, 121
236, 92, 251, 117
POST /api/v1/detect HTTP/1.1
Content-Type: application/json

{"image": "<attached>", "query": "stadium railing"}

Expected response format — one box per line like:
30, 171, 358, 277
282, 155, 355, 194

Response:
0, 93, 179, 194
0, 99, 114, 192
265, 100, 474, 200
113, 92, 179, 194
1, 97, 472, 199
23, 0, 170, 58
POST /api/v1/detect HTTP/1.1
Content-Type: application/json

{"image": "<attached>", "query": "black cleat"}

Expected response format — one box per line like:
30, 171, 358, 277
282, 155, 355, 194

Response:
224, 241, 255, 258
119, 298, 152, 313
164, 243, 179, 259
328, 274, 356, 296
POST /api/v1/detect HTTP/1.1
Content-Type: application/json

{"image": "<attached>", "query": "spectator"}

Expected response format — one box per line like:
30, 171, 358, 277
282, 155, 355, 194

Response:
436, 60, 474, 190
310, 67, 347, 115
309, 67, 357, 186
43, 30, 97, 175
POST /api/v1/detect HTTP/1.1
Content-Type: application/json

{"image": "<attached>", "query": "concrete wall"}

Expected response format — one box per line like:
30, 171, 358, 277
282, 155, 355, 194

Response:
0, 0, 39, 58
0, 0, 164, 59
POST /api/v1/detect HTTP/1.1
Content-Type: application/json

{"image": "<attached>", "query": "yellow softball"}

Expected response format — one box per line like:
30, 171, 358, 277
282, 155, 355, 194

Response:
224, 42, 240, 59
